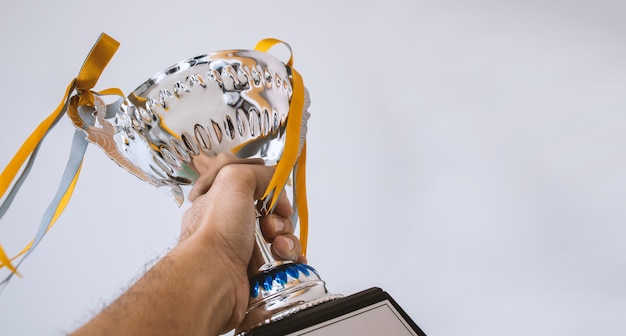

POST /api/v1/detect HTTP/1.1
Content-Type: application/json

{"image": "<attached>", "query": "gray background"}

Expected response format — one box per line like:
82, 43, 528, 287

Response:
1, 0, 625, 335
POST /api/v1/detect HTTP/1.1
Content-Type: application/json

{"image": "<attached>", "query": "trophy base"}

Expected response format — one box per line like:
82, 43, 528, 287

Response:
246, 287, 427, 336
236, 263, 343, 335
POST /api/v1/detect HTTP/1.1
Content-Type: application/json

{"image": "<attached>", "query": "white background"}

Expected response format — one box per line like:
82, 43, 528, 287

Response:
1, 1, 625, 335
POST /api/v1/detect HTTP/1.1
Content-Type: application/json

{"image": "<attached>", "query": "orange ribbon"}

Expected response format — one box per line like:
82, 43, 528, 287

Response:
0, 33, 122, 275
254, 39, 309, 256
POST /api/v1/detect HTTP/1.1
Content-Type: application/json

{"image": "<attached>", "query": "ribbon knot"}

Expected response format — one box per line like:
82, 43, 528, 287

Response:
77, 89, 96, 107
0, 33, 122, 280
75, 33, 120, 106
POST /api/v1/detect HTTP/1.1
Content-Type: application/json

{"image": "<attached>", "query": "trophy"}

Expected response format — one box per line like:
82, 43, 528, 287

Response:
0, 34, 426, 335
75, 37, 345, 334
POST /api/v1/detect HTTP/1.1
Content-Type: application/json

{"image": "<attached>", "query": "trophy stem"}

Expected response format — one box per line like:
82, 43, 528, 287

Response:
238, 217, 343, 334
253, 218, 281, 272
254, 218, 278, 271
239, 199, 342, 334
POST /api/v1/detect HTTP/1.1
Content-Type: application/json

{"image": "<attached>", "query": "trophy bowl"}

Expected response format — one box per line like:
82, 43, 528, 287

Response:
86, 49, 292, 203
70, 44, 342, 334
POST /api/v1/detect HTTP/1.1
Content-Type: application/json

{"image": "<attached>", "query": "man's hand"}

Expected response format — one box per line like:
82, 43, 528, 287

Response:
72, 164, 306, 336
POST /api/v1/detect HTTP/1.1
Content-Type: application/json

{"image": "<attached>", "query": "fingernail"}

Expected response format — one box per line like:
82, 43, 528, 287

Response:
285, 237, 295, 251
273, 217, 285, 232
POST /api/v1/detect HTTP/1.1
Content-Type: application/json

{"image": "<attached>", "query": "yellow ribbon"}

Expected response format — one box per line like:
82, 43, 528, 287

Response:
0, 33, 121, 274
0, 243, 20, 276
0, 163, 82, 269
0, 81, 75, 202
295, 143, 309, 256
254, 39, 308, 256
76, 34, 120, 106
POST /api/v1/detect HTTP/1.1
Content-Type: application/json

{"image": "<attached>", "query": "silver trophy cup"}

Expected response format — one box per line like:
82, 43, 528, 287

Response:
70, 44, 341, 334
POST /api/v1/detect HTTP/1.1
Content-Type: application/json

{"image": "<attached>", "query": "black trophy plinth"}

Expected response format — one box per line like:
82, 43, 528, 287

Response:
247, 287, 426, 335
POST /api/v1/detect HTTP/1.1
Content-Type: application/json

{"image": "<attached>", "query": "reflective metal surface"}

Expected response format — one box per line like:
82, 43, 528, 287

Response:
84, 49, 294, 205
72, 48, 341, 333
236, 263, 343, 335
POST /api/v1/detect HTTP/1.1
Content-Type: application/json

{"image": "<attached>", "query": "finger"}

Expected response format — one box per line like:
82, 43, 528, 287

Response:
210, 164, 278, 202
270, 234, 302, 262
271, 191, 293, 218
182, 164, 277, 243
188, 154, 264, 202
256, 184, 292, 242
260, 214, 294, 242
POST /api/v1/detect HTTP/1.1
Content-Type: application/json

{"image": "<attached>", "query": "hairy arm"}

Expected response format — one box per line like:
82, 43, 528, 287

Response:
71, 235, 240, 336
71, 164, 303, 336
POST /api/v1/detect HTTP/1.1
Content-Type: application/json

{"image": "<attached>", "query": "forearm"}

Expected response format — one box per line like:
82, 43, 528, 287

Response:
71, 237, 240, 336
69, 165, 293, 335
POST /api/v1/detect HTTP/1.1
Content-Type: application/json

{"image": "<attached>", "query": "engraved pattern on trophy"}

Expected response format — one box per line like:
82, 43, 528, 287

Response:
249, 263, 327, 301
129, 51, 292, 198
93, 50, 295, 205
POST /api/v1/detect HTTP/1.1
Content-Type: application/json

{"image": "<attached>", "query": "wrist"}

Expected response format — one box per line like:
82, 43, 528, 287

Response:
173, 234, 249, 333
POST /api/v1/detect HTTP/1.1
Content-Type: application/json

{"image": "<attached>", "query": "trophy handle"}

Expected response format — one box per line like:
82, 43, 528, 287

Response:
68, 96, 161, 188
